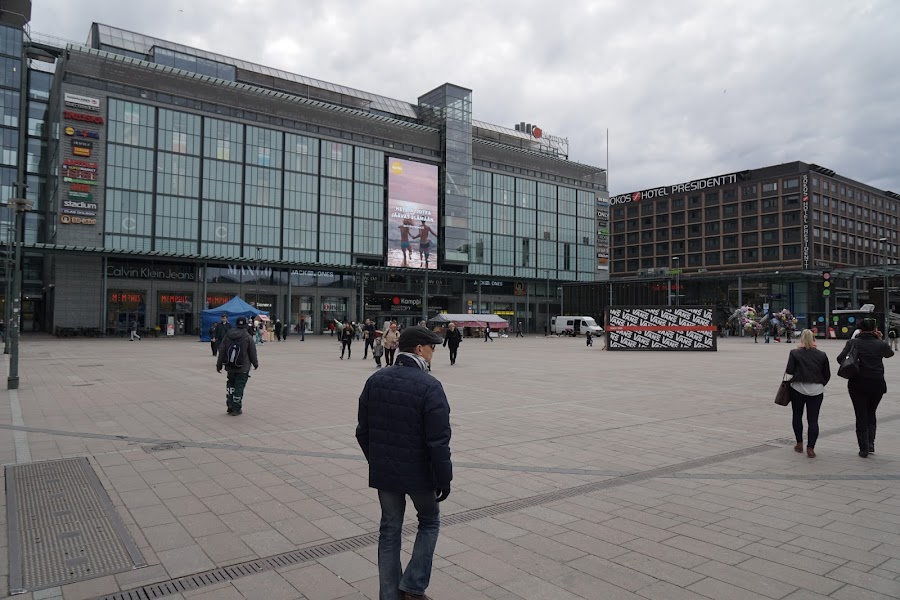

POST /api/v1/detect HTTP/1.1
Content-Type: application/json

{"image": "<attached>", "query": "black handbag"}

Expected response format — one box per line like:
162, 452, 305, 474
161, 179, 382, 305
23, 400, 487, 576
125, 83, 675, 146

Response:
775, 375, 792, 406
838, 341, 860, 379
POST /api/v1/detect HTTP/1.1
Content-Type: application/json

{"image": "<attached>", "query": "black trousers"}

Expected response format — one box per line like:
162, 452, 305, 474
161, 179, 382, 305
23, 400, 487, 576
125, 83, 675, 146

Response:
448, 345, 458, 364
210, 340, 217, 355
789, 387, 823, 448
341, 340, 351, 358
385, 348, 396, 366
364, 338, 373, 358
848, 377, 885, 451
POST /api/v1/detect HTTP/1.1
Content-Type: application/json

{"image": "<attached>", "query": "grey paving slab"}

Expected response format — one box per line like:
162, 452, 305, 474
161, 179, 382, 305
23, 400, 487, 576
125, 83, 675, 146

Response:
1, 335, 899, 599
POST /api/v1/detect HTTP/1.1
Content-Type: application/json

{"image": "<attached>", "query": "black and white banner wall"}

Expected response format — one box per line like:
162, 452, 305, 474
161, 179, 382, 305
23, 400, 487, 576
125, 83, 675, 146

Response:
605, 306, 717, 351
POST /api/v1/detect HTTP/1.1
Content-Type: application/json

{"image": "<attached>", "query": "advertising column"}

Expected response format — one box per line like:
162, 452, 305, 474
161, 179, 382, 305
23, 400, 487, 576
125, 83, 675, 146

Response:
386, 158, 439, 270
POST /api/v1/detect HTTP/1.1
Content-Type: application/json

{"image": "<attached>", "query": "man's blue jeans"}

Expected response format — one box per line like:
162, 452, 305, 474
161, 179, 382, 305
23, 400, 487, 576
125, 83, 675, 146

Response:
377, 489, 440, 600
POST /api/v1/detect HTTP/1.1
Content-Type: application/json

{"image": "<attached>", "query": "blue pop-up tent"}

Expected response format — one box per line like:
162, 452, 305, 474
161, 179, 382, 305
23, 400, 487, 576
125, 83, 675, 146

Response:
199, 296, 269, 341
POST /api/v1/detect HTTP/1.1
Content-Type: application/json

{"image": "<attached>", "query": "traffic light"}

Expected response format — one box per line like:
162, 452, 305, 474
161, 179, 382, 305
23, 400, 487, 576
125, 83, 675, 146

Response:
822, 271, 831, 297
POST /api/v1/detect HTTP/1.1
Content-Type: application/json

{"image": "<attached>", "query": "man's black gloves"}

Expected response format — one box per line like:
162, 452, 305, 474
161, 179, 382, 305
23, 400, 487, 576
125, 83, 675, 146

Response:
435, 484, 450, 503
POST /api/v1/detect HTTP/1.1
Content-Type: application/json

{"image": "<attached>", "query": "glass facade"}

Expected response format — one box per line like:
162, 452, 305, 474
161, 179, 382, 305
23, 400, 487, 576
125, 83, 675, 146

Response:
418, 84, 472, 264
101, 99, 395, 267
470, 169, 595, 281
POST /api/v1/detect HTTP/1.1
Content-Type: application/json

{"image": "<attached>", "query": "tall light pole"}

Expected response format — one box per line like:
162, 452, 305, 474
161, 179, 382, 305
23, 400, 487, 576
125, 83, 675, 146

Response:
255, 247, 262, 308
672, 257, 680, 306
880, 237, 889, 334
544, 269, 550, 335
7, 197, 33, 390
558, 286, 564, 317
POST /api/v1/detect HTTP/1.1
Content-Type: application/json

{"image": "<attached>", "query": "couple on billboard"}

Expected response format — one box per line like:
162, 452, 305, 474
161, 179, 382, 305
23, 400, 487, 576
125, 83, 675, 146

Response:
398, 218, 438, 268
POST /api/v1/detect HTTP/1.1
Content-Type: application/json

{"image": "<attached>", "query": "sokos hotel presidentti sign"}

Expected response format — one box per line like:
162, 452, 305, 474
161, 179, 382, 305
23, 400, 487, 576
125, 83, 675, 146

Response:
609, 173, 740, 205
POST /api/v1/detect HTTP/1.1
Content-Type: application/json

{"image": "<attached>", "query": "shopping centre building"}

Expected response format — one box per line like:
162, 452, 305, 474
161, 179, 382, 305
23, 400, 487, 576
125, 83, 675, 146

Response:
0, 16, 608, 335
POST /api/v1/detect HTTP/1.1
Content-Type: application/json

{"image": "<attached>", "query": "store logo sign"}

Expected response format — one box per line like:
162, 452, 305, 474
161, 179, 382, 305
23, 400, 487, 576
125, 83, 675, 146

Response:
64, 111, 104, 124
64, 126, 101, 139
71, 139, 93, 157
64, 92, 101, 112
59, 214, 97, 225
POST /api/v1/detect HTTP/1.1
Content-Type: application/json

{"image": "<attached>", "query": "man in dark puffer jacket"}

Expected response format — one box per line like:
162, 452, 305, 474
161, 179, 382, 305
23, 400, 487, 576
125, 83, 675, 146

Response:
356, 326, 451, 600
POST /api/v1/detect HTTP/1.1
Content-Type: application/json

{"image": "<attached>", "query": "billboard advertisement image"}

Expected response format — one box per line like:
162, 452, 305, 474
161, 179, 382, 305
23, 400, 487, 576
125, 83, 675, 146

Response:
387, 158, 439, 269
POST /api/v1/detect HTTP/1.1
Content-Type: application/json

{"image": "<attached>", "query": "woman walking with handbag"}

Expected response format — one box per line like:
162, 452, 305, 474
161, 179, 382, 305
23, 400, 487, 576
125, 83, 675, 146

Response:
837, 318, 894, 457
382, 322, 400, 366
785, 329, 831, 458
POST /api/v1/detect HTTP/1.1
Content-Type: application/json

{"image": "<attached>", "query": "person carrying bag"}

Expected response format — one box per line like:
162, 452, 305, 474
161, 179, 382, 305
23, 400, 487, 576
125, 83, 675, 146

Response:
783, 329, 830, 458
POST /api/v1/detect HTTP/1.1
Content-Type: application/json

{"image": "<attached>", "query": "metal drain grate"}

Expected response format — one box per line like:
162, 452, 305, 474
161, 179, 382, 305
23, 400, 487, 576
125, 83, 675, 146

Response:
97, 444, 772, 600
6, 457, 146, 594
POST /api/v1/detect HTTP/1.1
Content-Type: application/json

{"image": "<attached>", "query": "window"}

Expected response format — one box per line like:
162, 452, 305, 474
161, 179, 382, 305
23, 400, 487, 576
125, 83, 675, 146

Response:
688, 239, 701, 252
688, 253, 702, 267
705, 222, 720, 235
723, 219, 738, 233
320, 141, 352, 179
723, 250, 739, 264
742, 216, 757, 230
723, 235, 738, 249
784, 178, 799, 190
761, 214, 779, 229
705, 252, 720, 265
109, 99, 155, 148
741, 184, 757, 198
688, 209, 701, 223
762, 246, 780, 261
705, 237, 720, 250
704, 206, 719, 219
742, 200, 757, 214
742, 248, 759, 262
742, 232, 758, 246
688, 195, 701, 207
762, 182, 777, 194
762, 230, 779, 244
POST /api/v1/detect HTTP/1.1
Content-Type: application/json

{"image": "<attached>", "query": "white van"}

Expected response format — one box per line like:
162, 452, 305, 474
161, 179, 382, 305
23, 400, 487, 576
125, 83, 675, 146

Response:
550, 316, 603, 336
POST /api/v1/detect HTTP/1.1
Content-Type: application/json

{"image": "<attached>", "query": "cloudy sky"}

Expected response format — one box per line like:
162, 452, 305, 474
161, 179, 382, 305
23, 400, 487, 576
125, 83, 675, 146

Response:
31, 0, 899, 195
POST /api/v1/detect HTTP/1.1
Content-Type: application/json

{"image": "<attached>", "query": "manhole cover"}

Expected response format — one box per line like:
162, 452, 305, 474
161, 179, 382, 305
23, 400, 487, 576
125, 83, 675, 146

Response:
5, 457, 145, 593
143, 443, 183, 453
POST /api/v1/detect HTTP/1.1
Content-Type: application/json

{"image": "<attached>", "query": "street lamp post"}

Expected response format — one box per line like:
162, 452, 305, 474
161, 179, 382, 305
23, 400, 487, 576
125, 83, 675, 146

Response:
880, 237, 889, 335
544, 269, 550, 335
672, 257, 681, 306
558, 286, 564, 317
7, 197, 33, 390
255, 247, 262, 308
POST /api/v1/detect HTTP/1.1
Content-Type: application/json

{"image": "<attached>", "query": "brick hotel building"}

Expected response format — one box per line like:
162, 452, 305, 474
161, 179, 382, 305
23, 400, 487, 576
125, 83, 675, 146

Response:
563, 162, 900, 330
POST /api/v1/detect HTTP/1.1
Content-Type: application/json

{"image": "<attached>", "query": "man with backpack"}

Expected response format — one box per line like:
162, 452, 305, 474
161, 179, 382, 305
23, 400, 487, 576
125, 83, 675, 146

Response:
216, 316, 259, 416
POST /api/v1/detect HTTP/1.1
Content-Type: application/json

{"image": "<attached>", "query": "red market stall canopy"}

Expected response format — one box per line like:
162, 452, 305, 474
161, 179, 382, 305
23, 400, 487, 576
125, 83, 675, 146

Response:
428, 313, 510, 329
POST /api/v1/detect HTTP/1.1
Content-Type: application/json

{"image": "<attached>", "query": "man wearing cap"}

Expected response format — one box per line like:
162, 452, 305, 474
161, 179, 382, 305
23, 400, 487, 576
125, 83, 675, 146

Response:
216, 316, 259, 416
356, 326, 451, 600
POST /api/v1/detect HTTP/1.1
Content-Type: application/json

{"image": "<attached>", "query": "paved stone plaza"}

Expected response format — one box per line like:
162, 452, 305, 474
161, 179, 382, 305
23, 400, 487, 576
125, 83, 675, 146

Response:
1, 333, 899, 600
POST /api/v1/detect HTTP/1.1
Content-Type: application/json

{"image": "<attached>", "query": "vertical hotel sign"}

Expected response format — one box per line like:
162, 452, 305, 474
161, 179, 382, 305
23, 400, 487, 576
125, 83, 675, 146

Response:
802, 174, 810, 269
596, 197, 610, 270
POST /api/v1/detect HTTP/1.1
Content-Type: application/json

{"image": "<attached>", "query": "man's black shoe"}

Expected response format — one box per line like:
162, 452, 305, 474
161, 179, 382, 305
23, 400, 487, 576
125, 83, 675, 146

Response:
227, 408, 233, 414
234, 409, 242, 415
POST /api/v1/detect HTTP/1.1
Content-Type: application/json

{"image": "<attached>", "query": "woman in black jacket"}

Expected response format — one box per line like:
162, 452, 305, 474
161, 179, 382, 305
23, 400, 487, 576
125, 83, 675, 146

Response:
785, 329, 831, 458
837, 318, 894, 457
443, 322, 462, 365
339, 323, 354, 359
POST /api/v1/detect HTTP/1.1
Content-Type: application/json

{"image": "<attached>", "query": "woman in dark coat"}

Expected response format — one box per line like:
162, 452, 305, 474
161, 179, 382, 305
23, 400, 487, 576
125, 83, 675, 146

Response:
837, 318, 894, 457
340, 323, 354, 359
785, 329, 831, 458
442, 322, 462, 366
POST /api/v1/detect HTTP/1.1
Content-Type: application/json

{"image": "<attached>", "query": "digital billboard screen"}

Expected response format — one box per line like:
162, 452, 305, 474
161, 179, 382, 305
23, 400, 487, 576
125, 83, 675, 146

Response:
387, 158, 439, 269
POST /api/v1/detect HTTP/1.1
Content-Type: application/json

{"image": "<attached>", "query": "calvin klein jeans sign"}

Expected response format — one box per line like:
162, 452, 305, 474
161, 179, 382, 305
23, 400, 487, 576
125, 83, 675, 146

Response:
605, 306, 717, 351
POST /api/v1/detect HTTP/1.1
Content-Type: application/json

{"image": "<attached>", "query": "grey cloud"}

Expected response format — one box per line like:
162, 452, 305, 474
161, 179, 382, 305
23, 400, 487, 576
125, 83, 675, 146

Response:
30, 0, 900, 194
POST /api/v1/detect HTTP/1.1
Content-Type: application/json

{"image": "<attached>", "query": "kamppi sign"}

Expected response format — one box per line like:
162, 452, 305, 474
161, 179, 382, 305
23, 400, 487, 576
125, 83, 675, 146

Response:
609, 173, 739, 205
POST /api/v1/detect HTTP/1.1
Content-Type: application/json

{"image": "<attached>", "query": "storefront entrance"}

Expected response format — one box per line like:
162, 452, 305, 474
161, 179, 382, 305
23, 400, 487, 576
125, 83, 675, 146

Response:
158, 293, 193, 336
107, 290, 145, 336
